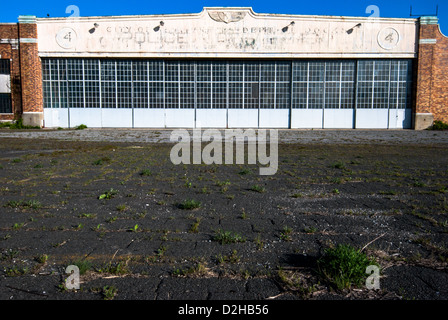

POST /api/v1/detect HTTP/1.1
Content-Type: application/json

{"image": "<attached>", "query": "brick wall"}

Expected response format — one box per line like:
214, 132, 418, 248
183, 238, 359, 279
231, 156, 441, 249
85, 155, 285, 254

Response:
0, 24, 20, 121
0, 17, 43, 125
18, 16, 43, 118
415, 17, 448, 128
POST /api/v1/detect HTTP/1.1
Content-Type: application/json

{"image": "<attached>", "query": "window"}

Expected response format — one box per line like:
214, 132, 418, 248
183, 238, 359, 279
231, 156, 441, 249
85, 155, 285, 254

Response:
41, 58, 412, 111
357, 59, 412, 109
0, 94, 12, 113
292, 61, 355, 109
260, 61, 291, 109
0, 60, 10, 75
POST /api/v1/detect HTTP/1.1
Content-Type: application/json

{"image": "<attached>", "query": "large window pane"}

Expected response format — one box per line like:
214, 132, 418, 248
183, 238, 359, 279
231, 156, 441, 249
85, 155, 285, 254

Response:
0, 94, 12, 113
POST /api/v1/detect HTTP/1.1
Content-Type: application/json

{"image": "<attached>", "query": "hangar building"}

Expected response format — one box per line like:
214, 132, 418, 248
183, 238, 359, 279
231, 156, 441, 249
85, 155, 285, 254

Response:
0, 8, 446, 129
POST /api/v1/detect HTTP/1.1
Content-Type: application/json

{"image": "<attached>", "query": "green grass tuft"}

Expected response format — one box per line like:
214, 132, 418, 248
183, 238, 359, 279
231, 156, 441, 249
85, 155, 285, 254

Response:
317, 244, 379, 290
213, 229, 246, 245
177, 199, 202, 210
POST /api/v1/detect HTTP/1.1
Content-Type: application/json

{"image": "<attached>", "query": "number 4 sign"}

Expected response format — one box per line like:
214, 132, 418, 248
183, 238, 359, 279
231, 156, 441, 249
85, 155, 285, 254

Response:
56, 27, 77, 49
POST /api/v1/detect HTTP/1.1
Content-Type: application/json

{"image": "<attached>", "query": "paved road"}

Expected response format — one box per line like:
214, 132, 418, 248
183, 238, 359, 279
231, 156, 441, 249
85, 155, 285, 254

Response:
1, 128, 448, 145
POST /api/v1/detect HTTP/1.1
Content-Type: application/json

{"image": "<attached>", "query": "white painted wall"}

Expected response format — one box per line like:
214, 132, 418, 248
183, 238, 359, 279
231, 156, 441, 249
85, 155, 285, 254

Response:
37, 7, 418, 59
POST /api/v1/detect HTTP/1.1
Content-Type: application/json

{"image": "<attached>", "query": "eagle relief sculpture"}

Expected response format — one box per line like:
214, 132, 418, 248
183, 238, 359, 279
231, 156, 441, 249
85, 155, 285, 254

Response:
208, 10, 246, 24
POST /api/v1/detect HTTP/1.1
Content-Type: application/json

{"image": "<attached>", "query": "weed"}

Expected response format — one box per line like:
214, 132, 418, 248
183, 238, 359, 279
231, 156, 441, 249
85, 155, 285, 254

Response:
430, 120, 448, 131
304, 226, 317, 234
189, 218, 201, 233
12, 222, 25, 230
250, 185, 266, 193
35, 254, 49, 264
97, 261, 130, 275
98, 188, 118, 200
214, 229, 246, 245
79, 213, 96, 219
92, 224, 105, 232
241, 269, 251, 280
332, 188, 340, 195
332, 161, 346, 170
2, 119, 40, 130
173, 263, 208, 278
280, 226, 293, 241
5, 266, 29, 277
254, 234, 264, 250
239, 168, 252, 175
116, 204, 128, 212
102, 286, 118, 300
11, 158, 22, 163
216, 179, 231, 187
157, 245, 167, 259
291, 193, 303, 198
75, 124, 88, 130
5, 201, 21, 208
240, 208, 248, 220
331, 177, 343, 184
413, 180, 426, 187
216, 250, 240, 264
172, 268, 184, 277
177, 199, 202, 210
379, 190, 397, 196
317, 244, 378, 290
201, 187, 210, 194
106, 216, 117, 223
70, 259, 92, 275
140, 169, 152, 176
26, 200, 42, 209
1, 249, 19, 261
92, 157, 111, 166
277, 268, 318, 297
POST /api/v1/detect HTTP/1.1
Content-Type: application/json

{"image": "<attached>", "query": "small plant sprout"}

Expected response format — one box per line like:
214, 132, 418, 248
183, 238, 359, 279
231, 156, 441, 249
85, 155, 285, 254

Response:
102, 285, 118, 300
250, 185, 266, 193
177, 199, 202, 210
189, 218, 201, 233
35, 254, 49, 264
213, 229, 246, 245
98, 188, 118, 200
332, 161, 346, 170
280, 226, 293, 241
140, 169, 152, 176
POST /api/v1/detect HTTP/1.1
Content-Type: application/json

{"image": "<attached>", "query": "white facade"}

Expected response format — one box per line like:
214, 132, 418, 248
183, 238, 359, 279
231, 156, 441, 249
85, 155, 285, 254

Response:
37, 7, 418, 59
38, 8, 418, 129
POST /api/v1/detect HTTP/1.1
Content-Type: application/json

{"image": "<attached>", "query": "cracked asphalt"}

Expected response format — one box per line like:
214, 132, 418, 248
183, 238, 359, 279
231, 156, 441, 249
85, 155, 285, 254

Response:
0, 128, 447, 302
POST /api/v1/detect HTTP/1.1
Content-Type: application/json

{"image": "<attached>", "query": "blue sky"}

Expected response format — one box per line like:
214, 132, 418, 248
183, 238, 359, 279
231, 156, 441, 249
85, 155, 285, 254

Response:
1, 0, 446, 34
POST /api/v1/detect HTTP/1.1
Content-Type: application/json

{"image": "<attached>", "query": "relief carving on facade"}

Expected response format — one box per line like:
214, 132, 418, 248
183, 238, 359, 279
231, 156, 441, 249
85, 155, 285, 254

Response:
208, 11, 246, 24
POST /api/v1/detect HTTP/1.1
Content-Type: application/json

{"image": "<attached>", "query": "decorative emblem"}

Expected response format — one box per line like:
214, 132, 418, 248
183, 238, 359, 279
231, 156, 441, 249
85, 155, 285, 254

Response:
208, 11, 246, 24
378, 27, 400, 50
56, 27, 77, 49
